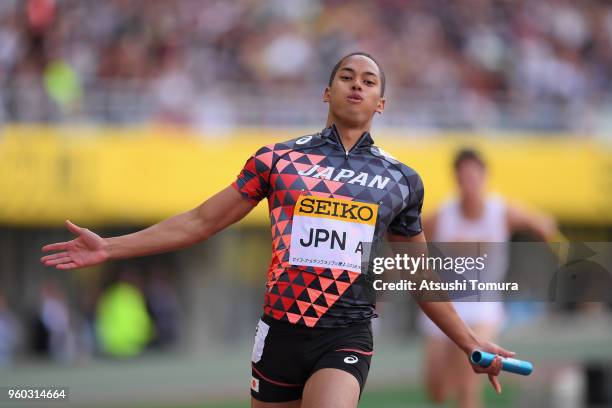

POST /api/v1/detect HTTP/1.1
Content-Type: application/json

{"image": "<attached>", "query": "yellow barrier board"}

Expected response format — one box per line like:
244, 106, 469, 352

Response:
0, 126, 610, 226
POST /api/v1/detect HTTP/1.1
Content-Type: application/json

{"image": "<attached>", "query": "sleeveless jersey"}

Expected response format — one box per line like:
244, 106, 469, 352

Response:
435, 195, 509, 302
434, 195, 509, 243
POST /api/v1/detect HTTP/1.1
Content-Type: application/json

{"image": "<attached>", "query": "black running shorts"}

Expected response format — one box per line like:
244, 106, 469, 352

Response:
250, 314, 374, 403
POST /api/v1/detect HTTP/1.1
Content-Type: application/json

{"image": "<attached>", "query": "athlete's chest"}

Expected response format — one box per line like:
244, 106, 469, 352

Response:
267, 149, 406, 224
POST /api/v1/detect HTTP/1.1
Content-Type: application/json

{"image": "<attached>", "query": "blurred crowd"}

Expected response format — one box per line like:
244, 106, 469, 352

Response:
0, 260, 181, 366
1, 0, 612, 127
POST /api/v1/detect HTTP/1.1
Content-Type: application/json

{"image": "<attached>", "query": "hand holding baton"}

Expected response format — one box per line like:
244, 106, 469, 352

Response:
470, 350, 533, 376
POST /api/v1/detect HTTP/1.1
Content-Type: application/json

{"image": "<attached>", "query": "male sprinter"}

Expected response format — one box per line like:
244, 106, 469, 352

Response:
42, 53, 511, 408
420, 148, 558, 408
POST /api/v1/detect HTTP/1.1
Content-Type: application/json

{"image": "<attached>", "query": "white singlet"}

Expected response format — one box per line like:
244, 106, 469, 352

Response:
420, 195, 510, 337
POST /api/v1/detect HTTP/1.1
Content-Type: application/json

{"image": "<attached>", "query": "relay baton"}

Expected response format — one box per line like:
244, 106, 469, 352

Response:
470, 350, 533, 376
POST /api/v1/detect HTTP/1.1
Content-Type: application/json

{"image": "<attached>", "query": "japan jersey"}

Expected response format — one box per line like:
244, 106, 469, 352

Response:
232, 125, 424, 327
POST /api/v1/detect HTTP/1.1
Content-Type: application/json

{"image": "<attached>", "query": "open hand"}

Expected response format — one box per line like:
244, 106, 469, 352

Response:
40, 220, 109, 269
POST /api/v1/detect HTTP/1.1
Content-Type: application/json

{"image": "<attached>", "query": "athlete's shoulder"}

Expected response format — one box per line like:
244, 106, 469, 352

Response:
275, 132, 327, 151
251, 131, 326, 158
369, 144, 423, 187
246, 133, 324, 168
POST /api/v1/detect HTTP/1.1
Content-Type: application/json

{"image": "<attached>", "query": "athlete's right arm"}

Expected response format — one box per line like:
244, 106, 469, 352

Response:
40, 186, 255, 270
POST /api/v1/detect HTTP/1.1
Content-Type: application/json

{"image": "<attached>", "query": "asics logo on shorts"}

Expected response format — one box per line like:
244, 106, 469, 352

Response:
344, 355, 359, 364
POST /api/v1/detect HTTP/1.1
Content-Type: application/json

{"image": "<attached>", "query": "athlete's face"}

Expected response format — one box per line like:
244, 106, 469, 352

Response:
456, 160, 486, 201
323, 55, 385, 126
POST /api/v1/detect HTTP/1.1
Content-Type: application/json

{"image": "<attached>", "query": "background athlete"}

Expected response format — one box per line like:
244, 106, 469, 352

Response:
420, 148, 559, 408
41, 53, 513, 408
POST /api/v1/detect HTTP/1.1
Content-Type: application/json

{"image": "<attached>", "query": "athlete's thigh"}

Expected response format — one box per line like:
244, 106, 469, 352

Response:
251, 397, 301, 408
423, 335, 456, 402
423, 335, 451, 383
301, 368, 360, 408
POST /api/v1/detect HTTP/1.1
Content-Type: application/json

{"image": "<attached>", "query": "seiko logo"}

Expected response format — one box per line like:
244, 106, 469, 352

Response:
298, 165, 390, 190
297, 197, 374, 222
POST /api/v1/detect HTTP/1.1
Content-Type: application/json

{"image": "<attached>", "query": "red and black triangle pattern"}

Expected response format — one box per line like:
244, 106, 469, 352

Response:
264, 149, 362, 327
232, 128, 424, 328
232, 143, 294, 204
264, 266, 359, 327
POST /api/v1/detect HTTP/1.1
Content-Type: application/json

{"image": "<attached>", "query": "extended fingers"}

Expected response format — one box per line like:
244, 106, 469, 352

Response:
42, 242, 68, 252
487, 358, 503, 394
496, 346, 516, 358
57, 262, 78, 270
65, 220, 84, 235
40, 251, 68, 262
41, 252, 69, 263
474, 357, 503, 394
40, 249, 78, 269
489, 374, 502, 394
44, 256, 72, 266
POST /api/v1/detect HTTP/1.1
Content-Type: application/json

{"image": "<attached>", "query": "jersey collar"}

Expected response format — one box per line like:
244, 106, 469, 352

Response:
321, 124, 375, 152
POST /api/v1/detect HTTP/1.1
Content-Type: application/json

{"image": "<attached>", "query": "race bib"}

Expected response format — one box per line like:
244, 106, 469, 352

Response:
289, 195, 378, 273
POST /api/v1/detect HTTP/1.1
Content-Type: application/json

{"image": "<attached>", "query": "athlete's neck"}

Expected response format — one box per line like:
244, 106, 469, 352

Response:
326, 119, 371, 152
460, 197, 484, 220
